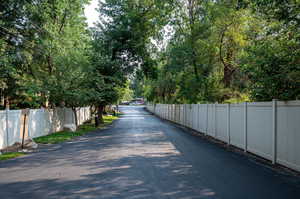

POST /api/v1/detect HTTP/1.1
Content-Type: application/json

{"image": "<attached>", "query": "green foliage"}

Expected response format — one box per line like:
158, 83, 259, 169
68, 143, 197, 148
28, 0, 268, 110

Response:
1, 0, 299, 109
242, 32, 300, 101
0, 152, 25, 161
87, 31, 123, 107
130, 77, 144, 98
0, 0, 91, 109
250, 0, 300, 27
142, 0, 300, 103
98, 0, 175, 78
118, 81, 134, 101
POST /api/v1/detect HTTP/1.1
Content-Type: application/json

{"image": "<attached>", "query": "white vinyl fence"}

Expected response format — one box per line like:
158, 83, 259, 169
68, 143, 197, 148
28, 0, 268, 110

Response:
0, 107, 91, 150
147, 100, 300, 172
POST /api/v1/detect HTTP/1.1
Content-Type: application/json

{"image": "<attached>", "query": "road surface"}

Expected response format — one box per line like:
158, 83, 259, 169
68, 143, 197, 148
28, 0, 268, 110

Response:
0, 106, 299, 199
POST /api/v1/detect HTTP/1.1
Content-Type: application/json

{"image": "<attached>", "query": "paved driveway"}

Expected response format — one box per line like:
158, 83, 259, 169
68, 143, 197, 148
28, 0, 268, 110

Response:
0, 106, 299, 199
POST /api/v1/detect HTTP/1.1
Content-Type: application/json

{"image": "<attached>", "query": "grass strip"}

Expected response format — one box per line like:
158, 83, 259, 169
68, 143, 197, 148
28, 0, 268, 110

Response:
34, 115, 118, 144
0, 152, 26, 161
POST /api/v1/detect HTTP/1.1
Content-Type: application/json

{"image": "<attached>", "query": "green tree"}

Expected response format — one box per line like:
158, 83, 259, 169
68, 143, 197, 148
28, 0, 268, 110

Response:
240, 0, 300, 100
88, 29, 124, 125
119, 81, 134, 102
0, 0, 91, 109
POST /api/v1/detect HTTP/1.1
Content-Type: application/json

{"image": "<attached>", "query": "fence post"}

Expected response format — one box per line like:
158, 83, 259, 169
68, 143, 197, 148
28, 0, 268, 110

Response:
166, 105, 168, 120
272, 99, 278, 164
175, 105, 177, 122
214, 103, 217, 138
187, 104, 189, 127
179, 105, 181, 124
169, 105, 171, 121
178, 104, 181, 123
185, 104, 187, 126
173, 104, 175, 122
5, 107, 9, 147
165, 104, 168, 120
205, 104, 209, 135
168, 105, 170, 120
170, 105, 172, 121
27, 110, 31, 138
64, 108, 66, 126
188, 104, 190, 127
227, 104, 231, 145
244, 102, 248, 152
182, 105, 184, 125
197, 104, 200, 133
190, 105, 192, 127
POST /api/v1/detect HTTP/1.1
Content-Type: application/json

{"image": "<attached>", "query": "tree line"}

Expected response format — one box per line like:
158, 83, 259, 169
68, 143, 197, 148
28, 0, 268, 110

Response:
0, 0, 299, 123
140, 0, 299, 104
0, 0, 134, 125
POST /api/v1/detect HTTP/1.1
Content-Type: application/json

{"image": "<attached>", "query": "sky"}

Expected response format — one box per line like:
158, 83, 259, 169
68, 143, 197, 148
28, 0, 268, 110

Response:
84, 0, 100, 27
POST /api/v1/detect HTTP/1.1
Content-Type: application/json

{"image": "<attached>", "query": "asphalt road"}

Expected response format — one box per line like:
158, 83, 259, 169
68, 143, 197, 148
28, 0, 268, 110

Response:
0, 106, 299, 199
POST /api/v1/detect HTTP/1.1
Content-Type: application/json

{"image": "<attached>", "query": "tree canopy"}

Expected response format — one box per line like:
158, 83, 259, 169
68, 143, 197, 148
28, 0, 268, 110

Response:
1, 0, 299, 116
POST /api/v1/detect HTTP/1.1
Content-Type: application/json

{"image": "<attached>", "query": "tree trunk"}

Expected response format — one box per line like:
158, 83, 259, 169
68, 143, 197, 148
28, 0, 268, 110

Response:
224, 63, 232, 87
223, 48, 235, 88
72, 107, 78, 128
95, 116, 99, 127
4, 96, 9, 109
219, 26, 235, 88
96, 105, 104, 127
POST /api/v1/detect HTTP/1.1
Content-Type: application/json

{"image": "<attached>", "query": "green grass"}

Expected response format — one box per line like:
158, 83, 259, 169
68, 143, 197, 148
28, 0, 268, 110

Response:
0, 152, 26, 161
34, 115, 119, 144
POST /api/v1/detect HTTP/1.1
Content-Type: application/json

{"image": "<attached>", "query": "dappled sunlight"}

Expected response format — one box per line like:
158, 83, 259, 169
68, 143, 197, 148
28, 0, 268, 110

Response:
0, 107, 220, 199
0, 126, 217, 198
99, 141, 181, 161
84, 131, 182, 162
172, 165, 193, 174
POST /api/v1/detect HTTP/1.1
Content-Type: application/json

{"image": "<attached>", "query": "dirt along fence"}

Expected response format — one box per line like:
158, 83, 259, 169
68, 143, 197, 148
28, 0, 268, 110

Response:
147, 100, 300, 172
0, 107, 91, 150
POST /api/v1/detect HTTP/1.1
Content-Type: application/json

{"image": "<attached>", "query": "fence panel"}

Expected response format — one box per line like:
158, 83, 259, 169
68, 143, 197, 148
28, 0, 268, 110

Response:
187, 104, 192, 128
198, 104, 207, 133
29, 109, 47, 138
185, 104, 188, 127
145, 101, 300, 172
191, 104, 197, 130
189, 104, 193, 128
230, 104, 245, 148
0, 107, 91, 150
247, 102, 273, 160
177, 105, 181, 125
216, 104, 228, 142
176, 105, 180, 123
276, 101, 300, 171
7, 110, 22, 146
0, 111, 7, 149
207, 104, 215, 137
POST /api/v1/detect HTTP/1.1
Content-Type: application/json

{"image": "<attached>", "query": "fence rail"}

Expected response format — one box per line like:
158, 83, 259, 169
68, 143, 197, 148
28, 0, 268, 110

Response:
146, 100, 300, 172
0, 107, 91, 150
